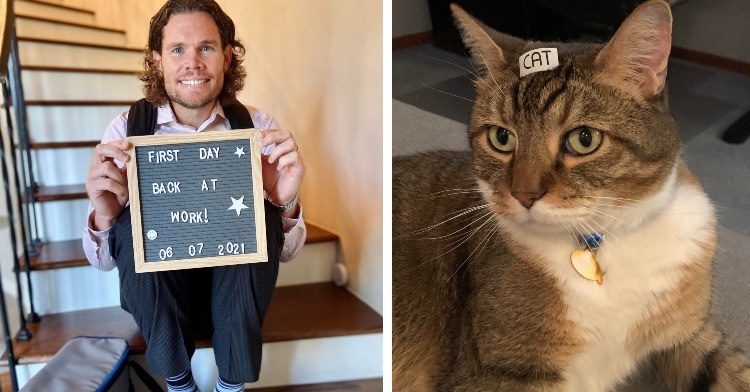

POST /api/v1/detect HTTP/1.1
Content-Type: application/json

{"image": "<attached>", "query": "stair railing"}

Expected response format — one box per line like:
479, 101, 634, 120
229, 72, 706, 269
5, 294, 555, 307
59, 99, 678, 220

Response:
1, 75, 34, 342
0, 80, 21, 389
6, 25, 39, 325
8, 27, 41, 256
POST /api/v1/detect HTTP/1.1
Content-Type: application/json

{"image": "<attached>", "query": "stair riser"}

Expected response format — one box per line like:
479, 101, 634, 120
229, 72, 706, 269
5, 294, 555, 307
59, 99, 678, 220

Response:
26, 105, 129, 142
15, 0, 96, 25
37, 199, 90, 243
12, 334, 383, 390
22, 71, 143, 101
32, 148, 94, 187
19, 41, 143, 71
17, 18, 127, 47
25, 241, 338, 314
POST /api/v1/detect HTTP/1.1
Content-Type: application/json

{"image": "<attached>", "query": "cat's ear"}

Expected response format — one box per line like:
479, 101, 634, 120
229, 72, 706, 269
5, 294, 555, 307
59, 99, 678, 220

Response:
595, 1, 672, 98
450, 4, 520, 74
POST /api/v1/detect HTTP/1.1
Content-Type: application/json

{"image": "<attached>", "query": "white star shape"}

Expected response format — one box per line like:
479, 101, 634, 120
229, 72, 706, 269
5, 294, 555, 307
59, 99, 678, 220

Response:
234, 147, 245, 158
228, 196, 249, 216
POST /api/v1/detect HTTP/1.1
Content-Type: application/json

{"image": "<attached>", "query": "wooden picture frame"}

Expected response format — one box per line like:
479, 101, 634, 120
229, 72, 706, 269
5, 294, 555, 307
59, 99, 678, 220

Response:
126, 129, 267, 273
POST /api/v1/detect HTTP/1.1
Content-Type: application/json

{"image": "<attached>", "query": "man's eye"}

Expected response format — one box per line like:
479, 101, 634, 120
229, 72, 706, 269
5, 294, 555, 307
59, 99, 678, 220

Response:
202, 46, 212, 51
172, 48, 182, 54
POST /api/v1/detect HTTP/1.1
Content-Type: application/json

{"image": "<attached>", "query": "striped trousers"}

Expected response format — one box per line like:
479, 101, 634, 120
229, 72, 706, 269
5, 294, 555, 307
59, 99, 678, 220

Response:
108, 201, 283, 382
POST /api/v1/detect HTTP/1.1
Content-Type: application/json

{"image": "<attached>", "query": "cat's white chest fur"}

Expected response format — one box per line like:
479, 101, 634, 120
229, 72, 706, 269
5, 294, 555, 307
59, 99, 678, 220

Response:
495, 177, 715, 392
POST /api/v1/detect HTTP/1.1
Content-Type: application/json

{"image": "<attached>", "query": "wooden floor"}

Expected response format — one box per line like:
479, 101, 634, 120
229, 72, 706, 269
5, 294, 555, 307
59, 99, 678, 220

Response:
0, 282, 382, 365
250, 378, 382, 391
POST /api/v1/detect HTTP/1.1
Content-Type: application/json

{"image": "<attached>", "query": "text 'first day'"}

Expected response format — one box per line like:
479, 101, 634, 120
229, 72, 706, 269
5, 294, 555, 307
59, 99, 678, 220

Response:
147, 147, 222, 163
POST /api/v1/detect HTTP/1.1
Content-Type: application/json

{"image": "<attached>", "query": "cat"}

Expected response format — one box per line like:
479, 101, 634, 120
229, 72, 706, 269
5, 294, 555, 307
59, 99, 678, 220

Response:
392, 1, 750, 391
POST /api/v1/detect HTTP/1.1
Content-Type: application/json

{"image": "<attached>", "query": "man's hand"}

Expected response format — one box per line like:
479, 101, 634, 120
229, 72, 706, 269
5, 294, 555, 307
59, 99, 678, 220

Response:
86, 140, 131, 231
260, 129, 305, 217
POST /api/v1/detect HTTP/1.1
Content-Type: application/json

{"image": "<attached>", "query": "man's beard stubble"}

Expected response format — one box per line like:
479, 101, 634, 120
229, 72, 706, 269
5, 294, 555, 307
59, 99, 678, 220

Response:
165, 74, 224, 110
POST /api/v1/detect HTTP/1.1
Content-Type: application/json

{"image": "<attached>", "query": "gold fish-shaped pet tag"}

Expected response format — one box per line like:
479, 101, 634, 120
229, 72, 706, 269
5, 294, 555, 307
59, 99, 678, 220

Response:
570, 249, 603, 285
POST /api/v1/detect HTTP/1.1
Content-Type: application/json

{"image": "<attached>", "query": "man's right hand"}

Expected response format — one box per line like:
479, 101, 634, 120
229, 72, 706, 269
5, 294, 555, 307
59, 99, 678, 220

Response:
86, 140, 131, 231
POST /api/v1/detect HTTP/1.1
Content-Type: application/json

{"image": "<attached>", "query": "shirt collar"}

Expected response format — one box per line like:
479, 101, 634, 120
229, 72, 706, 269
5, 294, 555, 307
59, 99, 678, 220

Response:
156, 100, 228, 130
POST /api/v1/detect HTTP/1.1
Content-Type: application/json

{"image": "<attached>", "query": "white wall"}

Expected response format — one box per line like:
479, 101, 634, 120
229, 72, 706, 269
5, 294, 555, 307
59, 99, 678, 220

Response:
393, 0, 432, 38
672, 0, 750, 63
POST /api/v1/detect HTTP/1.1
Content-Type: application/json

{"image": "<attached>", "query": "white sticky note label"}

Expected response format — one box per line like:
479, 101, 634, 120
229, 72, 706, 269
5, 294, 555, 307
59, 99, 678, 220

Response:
519, 48, 559, 77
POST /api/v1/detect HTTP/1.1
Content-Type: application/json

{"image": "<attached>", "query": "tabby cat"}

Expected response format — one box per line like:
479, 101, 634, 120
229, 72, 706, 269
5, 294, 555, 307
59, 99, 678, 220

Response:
392, 1, 750, 391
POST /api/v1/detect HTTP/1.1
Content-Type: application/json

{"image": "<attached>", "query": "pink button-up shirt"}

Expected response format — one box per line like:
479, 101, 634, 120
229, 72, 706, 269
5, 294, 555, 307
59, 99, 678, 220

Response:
82, 101, 306, 271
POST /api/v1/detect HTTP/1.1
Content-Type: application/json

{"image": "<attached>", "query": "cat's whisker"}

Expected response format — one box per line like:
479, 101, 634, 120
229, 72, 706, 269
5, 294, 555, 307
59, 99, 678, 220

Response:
411, 213, 497, 269
579, 196, 641, 204
463, 223, 501, 280
436, 213, 497, 251
474, 46, 504, 96
424, 187, 484, 199
420, 210, 496, 240
571, 222, 593, 252
418, 54, 481, 79
464, 52, 505, 100
448, 220, 498, 281
422, 84, 475, 103
429, 187, 482, 195
399, 203, 491, 238
563, 223, 579, 246
424, 191, 483, 199
580, 218, 618, 245
581, 205, 633, 229
584, 216, 618, 242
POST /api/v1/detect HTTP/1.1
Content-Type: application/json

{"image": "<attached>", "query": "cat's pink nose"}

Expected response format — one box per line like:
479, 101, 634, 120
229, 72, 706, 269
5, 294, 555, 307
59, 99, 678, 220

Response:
511, 191, 545, 209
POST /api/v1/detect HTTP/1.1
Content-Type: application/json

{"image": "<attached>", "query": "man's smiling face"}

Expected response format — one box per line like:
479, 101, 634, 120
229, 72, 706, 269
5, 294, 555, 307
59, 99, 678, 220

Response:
153, 11, 231, 110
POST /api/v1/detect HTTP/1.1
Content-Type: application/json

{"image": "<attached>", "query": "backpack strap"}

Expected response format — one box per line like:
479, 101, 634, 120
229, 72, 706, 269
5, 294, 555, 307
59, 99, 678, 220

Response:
126, 98, 158, 137
222, 99, 255, 129
126, 98, 254, 136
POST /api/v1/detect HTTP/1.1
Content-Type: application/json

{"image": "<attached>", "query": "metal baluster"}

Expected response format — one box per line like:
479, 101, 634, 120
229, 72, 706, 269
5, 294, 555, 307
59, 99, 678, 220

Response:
1, 79, 33, 341
8, 27, 41, 255
1, 76, 27, 392
7, 29, 39, 324
3, 75, 39, 323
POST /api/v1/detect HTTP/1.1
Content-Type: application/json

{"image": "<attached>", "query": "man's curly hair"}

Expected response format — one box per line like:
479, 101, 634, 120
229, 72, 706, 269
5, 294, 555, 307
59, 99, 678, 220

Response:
141, 0, 246, 106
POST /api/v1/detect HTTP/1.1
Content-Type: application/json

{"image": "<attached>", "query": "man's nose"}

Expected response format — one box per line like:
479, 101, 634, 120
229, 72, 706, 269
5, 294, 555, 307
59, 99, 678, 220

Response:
184, 49, 203, 69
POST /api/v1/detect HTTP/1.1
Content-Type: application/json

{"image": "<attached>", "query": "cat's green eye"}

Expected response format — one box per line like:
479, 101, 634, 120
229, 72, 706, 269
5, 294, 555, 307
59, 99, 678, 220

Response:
565, 127, 603, 155
488, 125, 516, 153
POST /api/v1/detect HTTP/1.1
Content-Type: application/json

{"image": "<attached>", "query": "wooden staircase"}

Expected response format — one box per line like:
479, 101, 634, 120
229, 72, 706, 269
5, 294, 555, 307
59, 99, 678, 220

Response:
0, 0, 382, 389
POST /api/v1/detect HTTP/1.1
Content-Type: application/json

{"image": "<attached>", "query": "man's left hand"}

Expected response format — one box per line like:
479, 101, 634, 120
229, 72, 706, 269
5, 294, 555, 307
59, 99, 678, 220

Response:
260, 129, 305, 217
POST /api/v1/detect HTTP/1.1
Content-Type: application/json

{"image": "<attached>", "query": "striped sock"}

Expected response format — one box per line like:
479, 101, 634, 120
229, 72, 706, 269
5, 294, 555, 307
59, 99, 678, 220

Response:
214, 377, 243, 392
166, 369, 198, 392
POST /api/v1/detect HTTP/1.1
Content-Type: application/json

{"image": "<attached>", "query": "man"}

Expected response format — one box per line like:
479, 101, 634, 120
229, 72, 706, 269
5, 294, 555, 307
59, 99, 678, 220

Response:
82, 1, 306, 391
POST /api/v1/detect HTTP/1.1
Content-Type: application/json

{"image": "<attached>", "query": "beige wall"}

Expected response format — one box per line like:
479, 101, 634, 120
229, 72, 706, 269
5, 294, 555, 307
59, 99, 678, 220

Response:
222, 0, 383, 313
393, 0, 432, 38
73, 0, 384, 313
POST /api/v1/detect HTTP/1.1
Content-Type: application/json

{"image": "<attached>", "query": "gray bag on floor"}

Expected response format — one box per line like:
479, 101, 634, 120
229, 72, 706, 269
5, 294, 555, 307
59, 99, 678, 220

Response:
20, 336, 132, 392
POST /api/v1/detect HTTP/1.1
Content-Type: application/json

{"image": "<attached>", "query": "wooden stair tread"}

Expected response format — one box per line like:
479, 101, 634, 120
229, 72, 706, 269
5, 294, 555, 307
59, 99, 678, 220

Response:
20, 239, 87, 270
249, 378, 383, 391
29, 140, 100, 149
24, 100, 135, 106
16, 14, 127, 34
22, 65, 141, 75
306, 224, 339, 243
18, 37, 142, 52
21, 224, 337, 270
0, 282, 382, 365
22, 0, 95, 15
0, 371, 10, 392
33, 183, 87, 202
